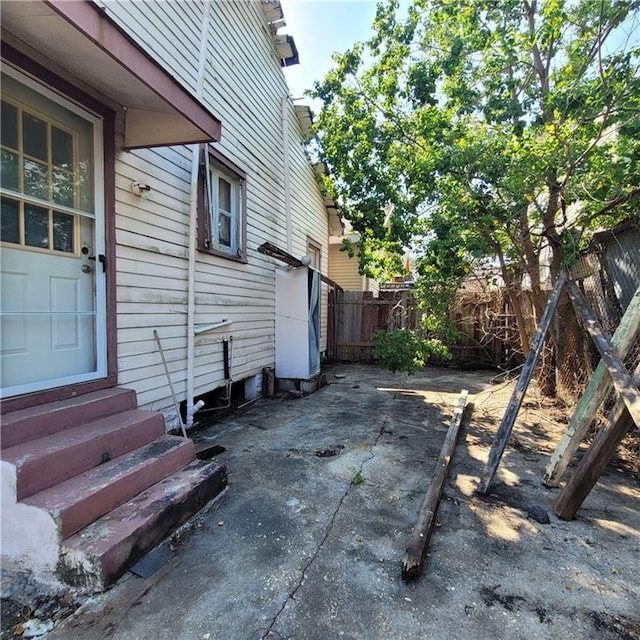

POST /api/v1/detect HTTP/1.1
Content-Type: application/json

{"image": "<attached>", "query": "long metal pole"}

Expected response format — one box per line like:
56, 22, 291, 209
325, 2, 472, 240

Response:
154, 330, 187, 438
186, 0, 212, 429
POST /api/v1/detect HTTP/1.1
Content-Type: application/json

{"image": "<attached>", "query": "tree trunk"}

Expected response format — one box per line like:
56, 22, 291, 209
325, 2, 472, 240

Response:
543, 198, 590, 398
495, 241, 530, 355
529, 286, 557, 396
555, 291, 590, 396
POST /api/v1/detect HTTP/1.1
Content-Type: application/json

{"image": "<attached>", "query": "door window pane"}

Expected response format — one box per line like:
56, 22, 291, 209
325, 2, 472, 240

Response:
1, 101, 18, 149
78, 160, 92, 211
52, 168, 74, 207
0, 197, 20, 244
52, 127, 73, 168
53, 211, 74, 253
23, 158, 49, 200
1, 150, 19, 191
22, 112, 47, 161
25, 204, 49, 248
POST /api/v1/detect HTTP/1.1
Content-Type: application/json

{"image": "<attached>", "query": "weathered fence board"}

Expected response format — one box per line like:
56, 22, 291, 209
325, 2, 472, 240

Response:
477, 271, 568, 494
554, 361, 640, 520
543, 285, 640, 487
333, 288, 521, 365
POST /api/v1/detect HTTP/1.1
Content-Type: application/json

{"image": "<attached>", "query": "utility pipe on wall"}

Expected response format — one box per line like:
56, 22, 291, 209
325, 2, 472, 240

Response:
281, 96, 293, 254
186, 0, 212, 430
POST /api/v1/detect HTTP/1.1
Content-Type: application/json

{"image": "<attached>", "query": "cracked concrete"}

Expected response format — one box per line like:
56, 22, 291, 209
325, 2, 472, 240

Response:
44, 364, 640, 640
263, 417, 391, 639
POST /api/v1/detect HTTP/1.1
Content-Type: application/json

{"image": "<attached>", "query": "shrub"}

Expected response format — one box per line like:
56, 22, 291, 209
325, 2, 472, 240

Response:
372, 328, 451, 374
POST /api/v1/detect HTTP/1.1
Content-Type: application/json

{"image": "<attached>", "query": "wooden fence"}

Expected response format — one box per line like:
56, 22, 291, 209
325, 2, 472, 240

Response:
329, 223, 638, 374
331, 290, 419, 362
330, 287, 528, 369
449, 288, 531, 370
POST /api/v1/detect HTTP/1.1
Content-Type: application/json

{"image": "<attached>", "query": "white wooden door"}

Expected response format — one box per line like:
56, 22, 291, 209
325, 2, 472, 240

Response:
1, 221, 101, 393
1, 66, 106, 398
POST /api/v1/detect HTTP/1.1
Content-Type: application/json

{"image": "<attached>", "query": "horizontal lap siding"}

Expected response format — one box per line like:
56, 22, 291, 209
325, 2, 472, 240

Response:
287, 127, 330, 351
98, 1, 328, 422
328, 245, 378, 294
330, 245, 365, 291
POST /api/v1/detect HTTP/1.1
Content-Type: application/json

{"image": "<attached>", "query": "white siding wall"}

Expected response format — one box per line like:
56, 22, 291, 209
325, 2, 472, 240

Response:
329, 245, 379, 294
97, 0, 329, 423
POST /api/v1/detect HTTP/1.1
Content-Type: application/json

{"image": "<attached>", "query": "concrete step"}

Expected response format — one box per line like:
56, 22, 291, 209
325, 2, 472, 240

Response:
2, 409, 165, 500
0, 388, 138, 449
60, 459, 227, 590
23, 436, 196, 539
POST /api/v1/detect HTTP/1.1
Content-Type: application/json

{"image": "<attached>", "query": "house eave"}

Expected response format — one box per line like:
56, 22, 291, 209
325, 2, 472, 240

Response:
1, 0, 222, 149
294, 104, 313, 138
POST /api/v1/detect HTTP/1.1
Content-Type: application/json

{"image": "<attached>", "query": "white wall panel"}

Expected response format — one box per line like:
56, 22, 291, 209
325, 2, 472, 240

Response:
95, 1, 330, 423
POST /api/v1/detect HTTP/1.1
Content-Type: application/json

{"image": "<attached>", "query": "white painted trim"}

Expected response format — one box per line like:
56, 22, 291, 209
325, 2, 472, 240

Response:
0, 189, 96, 220
1, 461, 59, 578
92, 105, 108, 381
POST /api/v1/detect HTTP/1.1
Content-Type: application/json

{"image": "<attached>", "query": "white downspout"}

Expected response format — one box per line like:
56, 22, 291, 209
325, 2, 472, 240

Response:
281, 96, 293, 253
186, 0, 212, 429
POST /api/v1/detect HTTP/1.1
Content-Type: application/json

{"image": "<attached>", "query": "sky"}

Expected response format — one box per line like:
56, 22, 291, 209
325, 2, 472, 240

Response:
279, 1, 380, 107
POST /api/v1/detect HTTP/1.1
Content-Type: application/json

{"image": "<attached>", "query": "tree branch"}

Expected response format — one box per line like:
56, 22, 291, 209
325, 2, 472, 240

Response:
586, 187, 640, 220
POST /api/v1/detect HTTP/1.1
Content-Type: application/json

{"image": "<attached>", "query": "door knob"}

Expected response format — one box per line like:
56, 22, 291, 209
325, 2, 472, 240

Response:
81, 247, 106, 273
88, 254, 107, 272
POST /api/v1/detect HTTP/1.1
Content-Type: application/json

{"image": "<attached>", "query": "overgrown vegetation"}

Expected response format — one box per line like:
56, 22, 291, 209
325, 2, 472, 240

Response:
312, 0, 640, 387
372, 305, 455, 373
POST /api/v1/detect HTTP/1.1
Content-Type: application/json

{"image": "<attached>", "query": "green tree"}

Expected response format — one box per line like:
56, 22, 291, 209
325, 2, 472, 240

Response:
313, 0, 640, 391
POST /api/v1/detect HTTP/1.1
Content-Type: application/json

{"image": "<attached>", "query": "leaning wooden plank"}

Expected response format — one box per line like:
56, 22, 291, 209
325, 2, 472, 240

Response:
566, 282, 640, 428
554, 360, 640, 520
543, 285, 640, 487
402, 390, 469, 583
477, 270, 568, 494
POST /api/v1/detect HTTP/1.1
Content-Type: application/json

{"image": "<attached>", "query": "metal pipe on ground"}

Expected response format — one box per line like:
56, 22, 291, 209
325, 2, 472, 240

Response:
153, 329, 187, 438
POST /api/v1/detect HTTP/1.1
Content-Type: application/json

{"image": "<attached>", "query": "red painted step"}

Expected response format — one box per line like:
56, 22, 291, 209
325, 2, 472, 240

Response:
60, 459, 228, 590
0, 388, 138, 449
23, 435, 196, 539
2, 409, 165, 500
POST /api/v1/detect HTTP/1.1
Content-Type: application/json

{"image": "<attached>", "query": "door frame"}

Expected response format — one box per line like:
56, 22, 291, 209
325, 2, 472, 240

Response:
1, 44, 117, 414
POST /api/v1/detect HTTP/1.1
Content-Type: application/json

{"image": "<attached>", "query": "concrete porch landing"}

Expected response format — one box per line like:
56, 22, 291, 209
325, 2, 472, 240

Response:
1, 388, 226, 591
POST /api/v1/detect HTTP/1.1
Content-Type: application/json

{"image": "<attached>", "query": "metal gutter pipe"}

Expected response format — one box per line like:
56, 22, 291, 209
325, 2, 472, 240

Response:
186, 0, 212, 429
281, 96, 293, 253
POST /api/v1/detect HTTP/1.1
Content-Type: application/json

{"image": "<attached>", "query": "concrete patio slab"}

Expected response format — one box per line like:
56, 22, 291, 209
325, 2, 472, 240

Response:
42, 364, 640, 640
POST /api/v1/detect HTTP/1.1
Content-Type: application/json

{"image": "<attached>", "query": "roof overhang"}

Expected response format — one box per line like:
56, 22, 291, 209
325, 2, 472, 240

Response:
261, 1, 299, 67
261, 0, 286, 30
1, 0, 222, 149
294, 105, 314, 138
273, 34, 299, 67
313, 163, 344, 236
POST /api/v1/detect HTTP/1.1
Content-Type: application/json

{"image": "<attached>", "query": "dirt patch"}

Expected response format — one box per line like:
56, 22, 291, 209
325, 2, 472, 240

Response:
314, 446, 344, 458
479, 584, 526, 612
611, 430, 640, 481
589, 611, 640, 640
0, 571, 82, 640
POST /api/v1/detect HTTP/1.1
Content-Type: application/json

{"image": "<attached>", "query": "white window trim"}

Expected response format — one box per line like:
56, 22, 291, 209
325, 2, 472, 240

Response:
307, 237, 322, 271
203, 150, 245, 260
